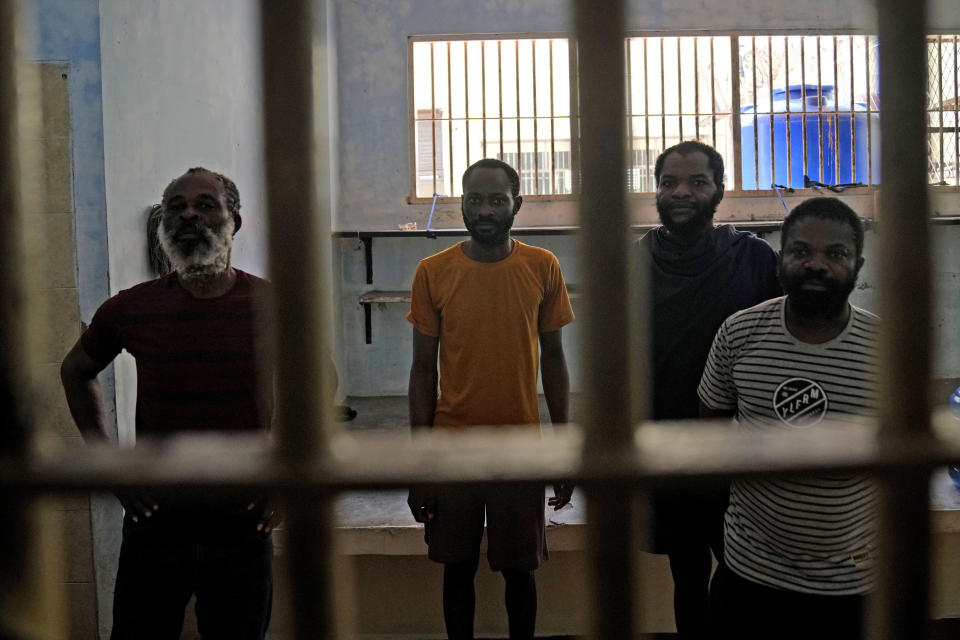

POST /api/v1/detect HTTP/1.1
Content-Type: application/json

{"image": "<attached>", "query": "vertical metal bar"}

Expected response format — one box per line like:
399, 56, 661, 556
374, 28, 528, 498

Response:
498, 41, 504, 160
769, 36, 776, 187
955, 37, 959, 186
711, 37, 718, 148
833, 36, 836, 184
866, 36, 874, 184
751, 36, 759, 189
643, 38, 652, 190
693, 38, 701, 140
430, 43, 437, 194
626, 38, 634, 191
677, 37, 684, 140
816, 36, 824, 183
872, 1, 932, 638
260, 2, 338, 638
937, 36, 944, 184
660, 38, 666, 147
785, 36, 793, 187
568, 38, 581, 194
447, 42, 454, 197
575, 2, 638, 638
533, 41, 540, 194
849, 36, 856, 182
800, 37, 809, 182
464, 42, 471, 170
481, 41, 487, 158
550, 39, 556, 193
730, 35, 743, 190
516, 40, 521, 182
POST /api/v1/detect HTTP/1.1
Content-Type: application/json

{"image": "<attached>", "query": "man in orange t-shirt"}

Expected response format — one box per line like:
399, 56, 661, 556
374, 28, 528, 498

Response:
407, 158, 574, 640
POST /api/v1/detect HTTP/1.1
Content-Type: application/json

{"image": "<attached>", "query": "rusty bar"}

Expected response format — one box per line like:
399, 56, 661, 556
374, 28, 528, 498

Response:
260, 1, 338, 638
515, 40, 521, 179
711, 37, 718, 147
816, 36, 824, 183
643, 38, 652, 190
574, 1, 638, 638
849, 36, 856, 182
832, 36, 840, 184
872, 1, 932, 639
481, 41, 487, 157
800, 37, 808, 182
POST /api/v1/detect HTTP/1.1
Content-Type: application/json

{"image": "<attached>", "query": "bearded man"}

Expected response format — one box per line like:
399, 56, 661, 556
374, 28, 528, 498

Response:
406, 158, 574, 640
638, 141, 781, 639
700, 197, 877, 639
60, 167, 277, 640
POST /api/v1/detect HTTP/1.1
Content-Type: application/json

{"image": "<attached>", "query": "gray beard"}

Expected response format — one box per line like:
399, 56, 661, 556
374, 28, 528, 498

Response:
158, 217, 234, 282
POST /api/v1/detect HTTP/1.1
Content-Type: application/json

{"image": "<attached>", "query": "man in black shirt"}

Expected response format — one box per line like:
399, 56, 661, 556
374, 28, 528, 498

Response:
639, 141, 781, 638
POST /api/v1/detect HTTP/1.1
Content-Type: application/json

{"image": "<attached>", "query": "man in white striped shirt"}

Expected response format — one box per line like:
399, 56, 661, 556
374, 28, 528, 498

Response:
698, 197, 877, 639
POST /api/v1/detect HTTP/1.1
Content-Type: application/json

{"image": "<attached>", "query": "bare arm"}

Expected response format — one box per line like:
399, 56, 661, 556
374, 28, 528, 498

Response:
408, 327, 439, 431
407, 327, 440, 523
60, 339, 111, 442
699, 399, 737, 420
540, 329, 573, 509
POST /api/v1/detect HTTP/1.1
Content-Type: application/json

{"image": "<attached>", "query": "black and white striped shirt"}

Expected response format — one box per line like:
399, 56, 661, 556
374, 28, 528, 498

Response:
698, 296, 879, 595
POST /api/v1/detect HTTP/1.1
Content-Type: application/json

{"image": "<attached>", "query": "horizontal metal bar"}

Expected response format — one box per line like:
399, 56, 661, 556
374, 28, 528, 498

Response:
8, 412, 960, 493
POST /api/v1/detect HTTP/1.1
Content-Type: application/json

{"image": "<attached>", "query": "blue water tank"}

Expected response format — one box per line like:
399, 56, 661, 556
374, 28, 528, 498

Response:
741, 84, 880, 189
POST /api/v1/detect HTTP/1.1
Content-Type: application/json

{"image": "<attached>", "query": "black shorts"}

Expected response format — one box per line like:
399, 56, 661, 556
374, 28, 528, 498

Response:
425, 483, 547, 572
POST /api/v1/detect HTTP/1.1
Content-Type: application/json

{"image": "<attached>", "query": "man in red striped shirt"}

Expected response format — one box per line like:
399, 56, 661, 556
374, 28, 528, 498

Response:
61, 167, 277, 640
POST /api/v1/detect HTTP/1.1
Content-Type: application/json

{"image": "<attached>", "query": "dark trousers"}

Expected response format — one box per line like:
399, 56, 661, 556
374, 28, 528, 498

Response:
111, 512, 273, 640
649, 485, 728, 639
710, 561, 865, 640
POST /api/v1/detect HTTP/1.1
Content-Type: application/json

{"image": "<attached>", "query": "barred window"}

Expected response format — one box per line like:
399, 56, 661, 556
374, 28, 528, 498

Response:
411, 32, 960, 200
410, 36, 574, 200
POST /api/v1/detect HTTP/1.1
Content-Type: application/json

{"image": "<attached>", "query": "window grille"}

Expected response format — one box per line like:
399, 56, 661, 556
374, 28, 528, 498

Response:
409, 36, 574, 199
625, 36, 734, 191
928, 35, 960, 186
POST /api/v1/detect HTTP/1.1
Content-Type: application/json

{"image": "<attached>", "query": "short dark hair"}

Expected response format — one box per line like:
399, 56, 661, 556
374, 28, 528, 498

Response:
781, 197, 865, 257
161, 167, 241, 217
462, 158, 520, 199
654, 141, 725, 188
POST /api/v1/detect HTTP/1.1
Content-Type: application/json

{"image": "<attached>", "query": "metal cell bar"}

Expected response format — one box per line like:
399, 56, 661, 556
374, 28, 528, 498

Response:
711, 37, 718, 147
660, 38, 666, 148
832, 36, 840, 184
644, 38, 652, 190
677, 37, 684, 140
817, 36, 824, 183
873, 1, 932, 638
626, 38, 634, 191
730, 35, 744, 190
769, 36, 776, 186
533, 41, 540, 194
574, 2, 638, 639
785, 36, 793, 187
850, 36, 857, 182
800, 37, 809, 183
430, 42, 437, 195
464, 42, 471, 170
516, 40, 521, 183
481, 41, 487, 157
550, 40, 556, 193
867, 36, 874, 184
447, 42, 454, 197
955, 37, 959, 186
694, 38, 701, 140
260, 2, 337, 638
497, 41, 503, 160
752, 36, 759, 189
937, 37, 945, 183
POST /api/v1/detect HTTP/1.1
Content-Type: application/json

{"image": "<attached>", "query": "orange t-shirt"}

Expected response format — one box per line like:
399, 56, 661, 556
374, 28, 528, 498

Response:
407, 240, 574, 429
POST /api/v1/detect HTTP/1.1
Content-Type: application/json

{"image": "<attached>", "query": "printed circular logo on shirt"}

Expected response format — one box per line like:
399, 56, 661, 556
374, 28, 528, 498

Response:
772, 377, 828, 427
